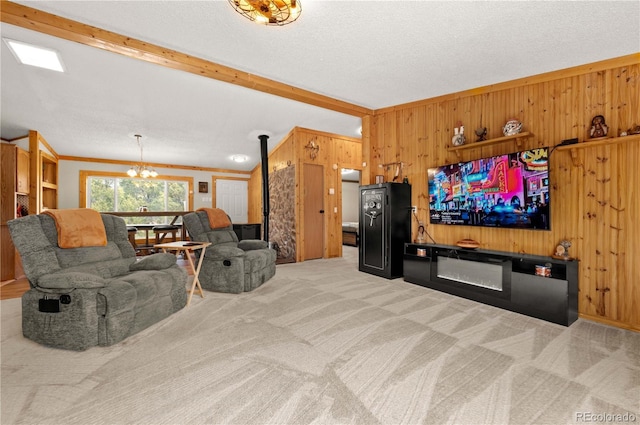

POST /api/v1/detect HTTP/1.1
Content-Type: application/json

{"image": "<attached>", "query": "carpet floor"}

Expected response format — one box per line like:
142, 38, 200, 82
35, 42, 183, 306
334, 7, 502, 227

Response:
1, 247, 638, 425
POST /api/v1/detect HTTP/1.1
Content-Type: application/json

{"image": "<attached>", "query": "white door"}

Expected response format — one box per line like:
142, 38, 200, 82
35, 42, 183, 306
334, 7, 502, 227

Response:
216, 179, 248, 223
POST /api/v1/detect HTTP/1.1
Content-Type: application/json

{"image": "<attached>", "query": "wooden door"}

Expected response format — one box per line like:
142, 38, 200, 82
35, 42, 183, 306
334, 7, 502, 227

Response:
303, 164, 324, 260
1, 145, 17, 280
16, 148, 29, 194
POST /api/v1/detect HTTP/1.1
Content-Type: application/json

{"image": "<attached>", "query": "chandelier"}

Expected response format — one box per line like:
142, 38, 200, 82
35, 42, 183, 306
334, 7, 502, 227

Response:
228, 0, 301, 26
127, 134, 158, 178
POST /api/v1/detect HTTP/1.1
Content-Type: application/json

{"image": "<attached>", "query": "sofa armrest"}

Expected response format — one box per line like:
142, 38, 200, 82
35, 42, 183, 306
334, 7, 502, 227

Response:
206, 245, 245, 260
37, 271, 107, 289
130, 253, 177, 271
238, 239, 269, 251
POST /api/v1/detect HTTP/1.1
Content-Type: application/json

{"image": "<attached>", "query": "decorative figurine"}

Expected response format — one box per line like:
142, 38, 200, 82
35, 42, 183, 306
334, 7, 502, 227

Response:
451, 122, 466, 146
554, 240, 572, 259
415, 224, 426, 244
589, 115, 608, 139
503, 119, 523, 136
475, 127, 487, 142
619, 124, 640, 137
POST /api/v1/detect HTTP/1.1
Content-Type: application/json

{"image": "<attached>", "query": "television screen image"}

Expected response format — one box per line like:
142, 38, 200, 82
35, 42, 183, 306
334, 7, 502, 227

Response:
428, 148, 550, 230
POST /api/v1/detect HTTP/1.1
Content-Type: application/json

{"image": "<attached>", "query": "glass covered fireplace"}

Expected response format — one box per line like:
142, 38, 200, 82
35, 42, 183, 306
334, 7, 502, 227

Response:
436, 256, 505, 291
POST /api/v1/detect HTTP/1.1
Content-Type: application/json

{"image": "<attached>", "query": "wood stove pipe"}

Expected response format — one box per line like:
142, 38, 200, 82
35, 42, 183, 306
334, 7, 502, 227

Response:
259, 134, 270, 241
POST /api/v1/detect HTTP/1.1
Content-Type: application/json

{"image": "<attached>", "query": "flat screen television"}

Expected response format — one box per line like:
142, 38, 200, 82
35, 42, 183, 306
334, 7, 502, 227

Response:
428, 147, 550, 230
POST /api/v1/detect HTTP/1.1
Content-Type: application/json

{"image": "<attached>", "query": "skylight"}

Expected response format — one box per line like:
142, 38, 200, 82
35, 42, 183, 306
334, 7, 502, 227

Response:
4, 38, 65, 72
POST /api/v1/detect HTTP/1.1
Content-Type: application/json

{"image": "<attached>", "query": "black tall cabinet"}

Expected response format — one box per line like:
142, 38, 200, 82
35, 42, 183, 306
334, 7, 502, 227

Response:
359, 183, 411, 278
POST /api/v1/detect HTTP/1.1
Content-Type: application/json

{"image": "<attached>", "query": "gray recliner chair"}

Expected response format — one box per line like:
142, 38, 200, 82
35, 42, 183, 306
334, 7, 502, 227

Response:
8, 213, 187, 351
183, 210, 276, 294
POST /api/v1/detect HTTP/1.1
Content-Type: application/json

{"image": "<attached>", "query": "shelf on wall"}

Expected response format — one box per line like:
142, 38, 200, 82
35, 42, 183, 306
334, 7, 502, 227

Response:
447, 132, 533, 159
556, 134, 640, 166
38, 150, 58, 212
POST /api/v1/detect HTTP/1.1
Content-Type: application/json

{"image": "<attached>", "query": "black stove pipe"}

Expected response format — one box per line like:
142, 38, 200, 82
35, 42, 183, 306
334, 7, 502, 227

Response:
259, 134, 270, 242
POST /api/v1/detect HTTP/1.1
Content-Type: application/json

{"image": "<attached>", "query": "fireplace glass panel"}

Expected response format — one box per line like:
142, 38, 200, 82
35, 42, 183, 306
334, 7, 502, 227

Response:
436, 256, 504, 291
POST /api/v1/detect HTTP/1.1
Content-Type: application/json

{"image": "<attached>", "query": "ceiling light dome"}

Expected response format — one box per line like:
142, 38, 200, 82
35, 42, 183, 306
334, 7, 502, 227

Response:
231, 154, 249, 163
228, 0, 301, 26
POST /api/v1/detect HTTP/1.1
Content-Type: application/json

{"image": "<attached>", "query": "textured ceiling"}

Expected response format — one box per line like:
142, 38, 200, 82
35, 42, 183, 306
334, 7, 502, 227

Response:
1, 1, 639, 171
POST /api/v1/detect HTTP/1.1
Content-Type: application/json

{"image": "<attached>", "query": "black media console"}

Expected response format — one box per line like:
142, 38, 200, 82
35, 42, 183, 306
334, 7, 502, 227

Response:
403, 243, 578, 326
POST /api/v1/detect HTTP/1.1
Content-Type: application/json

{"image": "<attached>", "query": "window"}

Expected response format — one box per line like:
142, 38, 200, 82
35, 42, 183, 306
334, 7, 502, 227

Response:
80, 171, 193, 227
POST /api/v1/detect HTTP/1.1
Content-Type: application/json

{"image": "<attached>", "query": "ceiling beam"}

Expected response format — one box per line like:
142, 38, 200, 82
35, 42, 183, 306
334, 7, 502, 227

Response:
1, 1, 373, 118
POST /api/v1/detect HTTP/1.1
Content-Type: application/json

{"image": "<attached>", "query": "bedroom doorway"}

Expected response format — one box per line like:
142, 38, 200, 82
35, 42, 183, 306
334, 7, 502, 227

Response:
341, 169, 361, 248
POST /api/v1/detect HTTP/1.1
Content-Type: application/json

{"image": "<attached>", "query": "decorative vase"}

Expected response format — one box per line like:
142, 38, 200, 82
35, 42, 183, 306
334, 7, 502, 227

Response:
589, 115, 608, 139
452, 127, 465, 146
503, 119, 523, 136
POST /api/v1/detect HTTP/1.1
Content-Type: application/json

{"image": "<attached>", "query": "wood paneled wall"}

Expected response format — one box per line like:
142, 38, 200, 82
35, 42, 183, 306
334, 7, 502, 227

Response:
368, 55, 640, 331
248, 127, 362, 262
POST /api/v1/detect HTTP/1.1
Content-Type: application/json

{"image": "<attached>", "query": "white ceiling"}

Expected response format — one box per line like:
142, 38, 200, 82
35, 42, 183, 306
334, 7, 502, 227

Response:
2, 1, 639, 172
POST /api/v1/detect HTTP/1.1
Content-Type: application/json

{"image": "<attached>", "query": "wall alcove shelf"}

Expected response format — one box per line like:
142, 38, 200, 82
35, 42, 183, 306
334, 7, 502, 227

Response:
447, 132, 533, 159
556, 133, 640, 166
39, 151, 58, 211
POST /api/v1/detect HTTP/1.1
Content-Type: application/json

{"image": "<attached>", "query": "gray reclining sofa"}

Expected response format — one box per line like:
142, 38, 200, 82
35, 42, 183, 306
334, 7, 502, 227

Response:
8, 213, 187, 351
183, 210, 276, 294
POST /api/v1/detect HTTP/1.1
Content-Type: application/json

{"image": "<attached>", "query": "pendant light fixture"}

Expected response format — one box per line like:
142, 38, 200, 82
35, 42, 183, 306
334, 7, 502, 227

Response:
228, 0, 301, 26
127, 134, 158, 178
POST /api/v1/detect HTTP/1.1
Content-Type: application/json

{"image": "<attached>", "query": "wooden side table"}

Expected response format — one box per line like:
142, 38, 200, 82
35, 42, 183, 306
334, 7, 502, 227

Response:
154, 241, 211, 306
